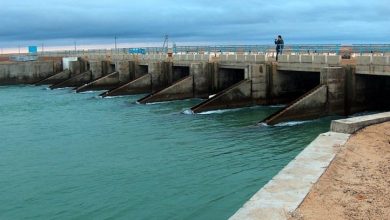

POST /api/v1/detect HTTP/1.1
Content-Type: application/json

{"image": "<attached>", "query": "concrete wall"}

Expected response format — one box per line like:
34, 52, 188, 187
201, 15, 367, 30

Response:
0, 61, 54, 85
355, 55, 390, 75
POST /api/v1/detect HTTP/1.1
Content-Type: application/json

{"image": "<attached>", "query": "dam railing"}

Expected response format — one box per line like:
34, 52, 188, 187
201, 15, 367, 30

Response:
2, 44, 390, 58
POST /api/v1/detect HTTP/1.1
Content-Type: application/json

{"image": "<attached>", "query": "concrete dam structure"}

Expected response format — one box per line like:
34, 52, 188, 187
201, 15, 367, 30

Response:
1, 52, 389, 125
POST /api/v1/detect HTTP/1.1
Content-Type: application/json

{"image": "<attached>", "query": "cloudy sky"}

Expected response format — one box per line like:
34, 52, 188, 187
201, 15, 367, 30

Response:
0, 0, 389, 50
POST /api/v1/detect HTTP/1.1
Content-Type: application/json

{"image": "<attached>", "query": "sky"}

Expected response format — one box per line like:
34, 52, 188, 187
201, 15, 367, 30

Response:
0, 0, 389, 51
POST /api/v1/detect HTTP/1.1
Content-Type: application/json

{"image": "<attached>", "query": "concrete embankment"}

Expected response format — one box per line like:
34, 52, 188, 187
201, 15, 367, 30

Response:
0, 61, 56, 85
290, 121, 390, 220
230, 112, 390, 220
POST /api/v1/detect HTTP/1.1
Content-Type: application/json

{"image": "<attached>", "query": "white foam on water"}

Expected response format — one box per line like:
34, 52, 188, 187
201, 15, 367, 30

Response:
258, 122, 269, 127
52, 87, 72, 90
79, 90, 97, 94
182, 109, 194, 115
274, 120, 313, 127
103, 95, 123, 99
145, 100, 183, 105
198, 108, 242, 115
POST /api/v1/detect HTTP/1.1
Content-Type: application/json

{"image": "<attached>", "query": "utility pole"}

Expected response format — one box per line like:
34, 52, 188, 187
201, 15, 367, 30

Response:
18, 45, 21, 54
42, 42, 45, 56
162, 34, 169, 53
114, 36, 117, 51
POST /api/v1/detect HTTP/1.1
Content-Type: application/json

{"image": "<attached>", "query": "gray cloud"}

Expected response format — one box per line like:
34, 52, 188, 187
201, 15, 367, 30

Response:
0, 0, 389, 48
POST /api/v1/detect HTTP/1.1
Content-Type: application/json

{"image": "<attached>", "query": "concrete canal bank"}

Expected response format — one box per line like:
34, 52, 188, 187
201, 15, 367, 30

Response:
230, 112, 390, 220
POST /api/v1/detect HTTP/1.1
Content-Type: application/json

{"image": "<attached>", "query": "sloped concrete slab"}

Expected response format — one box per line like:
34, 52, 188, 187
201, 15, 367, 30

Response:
229, 132, 350, 220
331, 111, 390, 134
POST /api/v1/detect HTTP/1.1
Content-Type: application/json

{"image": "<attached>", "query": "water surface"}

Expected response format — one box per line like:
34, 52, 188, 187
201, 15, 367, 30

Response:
0, 86, 333, 220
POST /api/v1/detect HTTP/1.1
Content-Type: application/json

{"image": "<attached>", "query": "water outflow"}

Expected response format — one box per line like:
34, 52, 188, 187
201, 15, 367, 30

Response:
0, 85, 334, 220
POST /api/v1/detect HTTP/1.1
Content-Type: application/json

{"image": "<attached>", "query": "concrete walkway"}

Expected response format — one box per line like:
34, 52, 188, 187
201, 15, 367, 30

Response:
230, 111, 390, 220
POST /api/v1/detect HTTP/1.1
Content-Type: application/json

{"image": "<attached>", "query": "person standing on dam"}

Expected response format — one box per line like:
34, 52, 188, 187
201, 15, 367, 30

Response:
275, 35, 284, 61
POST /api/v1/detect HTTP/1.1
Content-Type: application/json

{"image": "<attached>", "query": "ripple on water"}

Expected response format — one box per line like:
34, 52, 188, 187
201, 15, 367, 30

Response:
0, 86, 333, 220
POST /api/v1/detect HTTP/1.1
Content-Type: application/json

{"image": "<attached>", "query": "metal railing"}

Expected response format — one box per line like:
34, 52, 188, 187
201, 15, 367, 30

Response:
3, 44, 390, 58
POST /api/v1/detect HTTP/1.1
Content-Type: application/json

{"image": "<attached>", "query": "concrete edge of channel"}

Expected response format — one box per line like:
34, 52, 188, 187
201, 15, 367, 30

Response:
229, 111, 390, 220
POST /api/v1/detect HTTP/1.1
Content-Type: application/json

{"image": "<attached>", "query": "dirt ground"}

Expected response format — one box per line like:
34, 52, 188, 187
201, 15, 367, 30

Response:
290, 122, 390, 220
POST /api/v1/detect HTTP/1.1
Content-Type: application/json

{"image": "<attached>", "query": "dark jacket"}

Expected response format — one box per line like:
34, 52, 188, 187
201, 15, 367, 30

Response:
275, 39, 284, 51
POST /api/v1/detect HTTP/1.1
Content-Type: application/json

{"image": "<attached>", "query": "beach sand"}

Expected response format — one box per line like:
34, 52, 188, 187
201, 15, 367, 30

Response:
290, 122, 390, 220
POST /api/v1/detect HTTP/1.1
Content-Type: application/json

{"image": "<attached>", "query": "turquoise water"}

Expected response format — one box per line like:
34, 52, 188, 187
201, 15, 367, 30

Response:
0, 86, 333, 220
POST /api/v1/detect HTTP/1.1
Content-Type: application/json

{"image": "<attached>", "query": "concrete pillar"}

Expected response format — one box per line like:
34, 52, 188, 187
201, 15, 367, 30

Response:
149, 62, 166, 92
250, 64, 268, 103
101, 61, 113, 76
129, 61, 136, 80
69, 61, 81, 76
89, 61, 103, 79
320, 67, 347, 115
116, 61, 130, 83
192, 62, 209, 98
